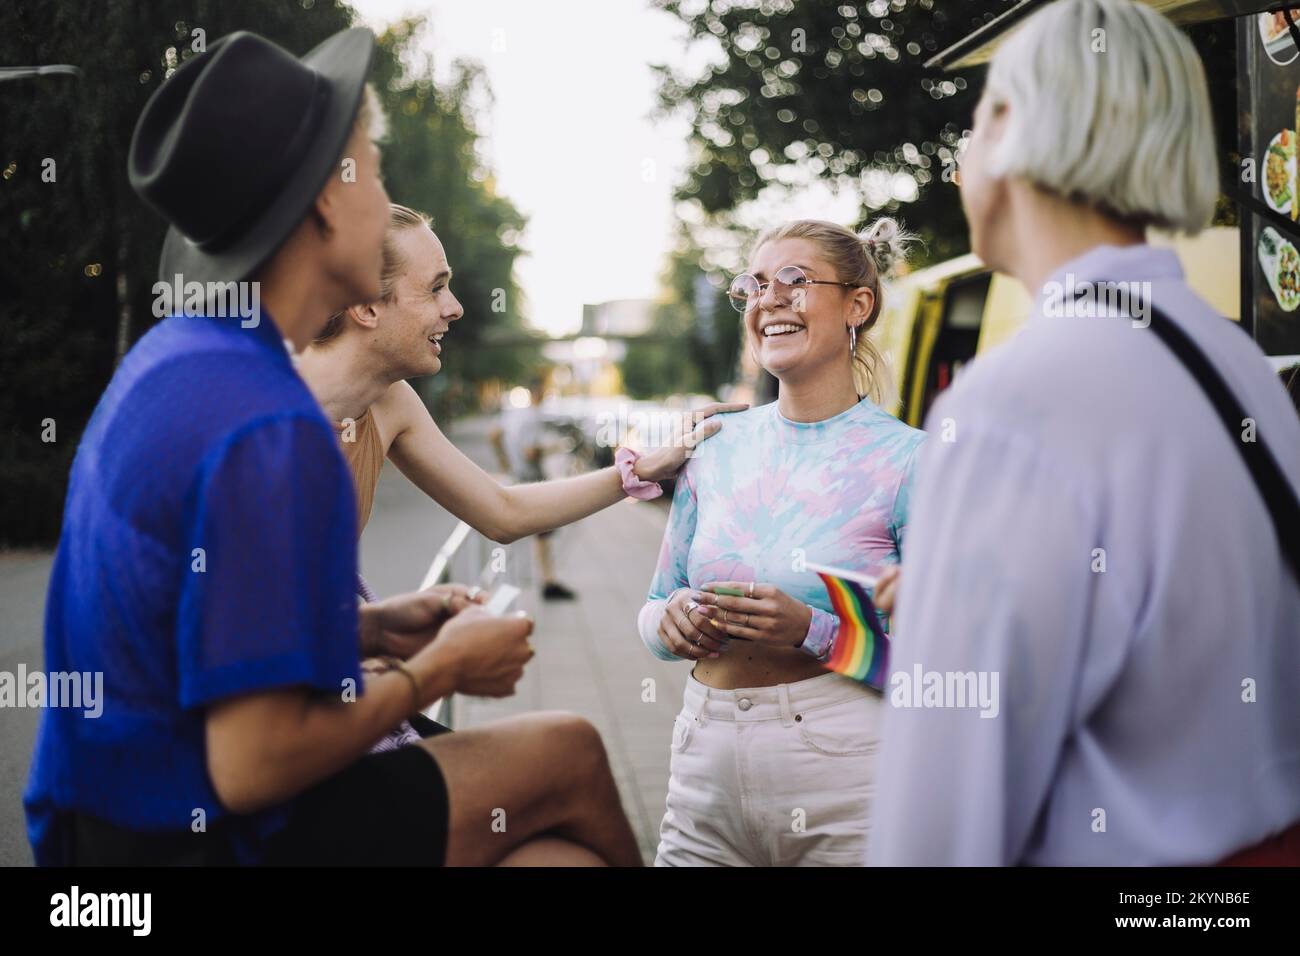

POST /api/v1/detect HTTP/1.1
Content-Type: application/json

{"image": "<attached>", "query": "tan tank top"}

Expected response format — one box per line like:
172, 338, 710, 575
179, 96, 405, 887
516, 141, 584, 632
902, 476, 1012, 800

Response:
334, 408, 384, 536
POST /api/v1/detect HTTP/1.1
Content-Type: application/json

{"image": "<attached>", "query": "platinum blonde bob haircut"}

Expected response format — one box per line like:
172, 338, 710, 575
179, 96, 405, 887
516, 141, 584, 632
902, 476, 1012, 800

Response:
982, 0, 1218, 234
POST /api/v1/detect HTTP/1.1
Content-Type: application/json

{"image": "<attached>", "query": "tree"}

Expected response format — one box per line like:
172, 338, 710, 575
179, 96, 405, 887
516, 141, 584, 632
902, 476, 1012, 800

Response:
2, 0, 355, 546
653, 0, 1017, 268
0, 0, 528, 545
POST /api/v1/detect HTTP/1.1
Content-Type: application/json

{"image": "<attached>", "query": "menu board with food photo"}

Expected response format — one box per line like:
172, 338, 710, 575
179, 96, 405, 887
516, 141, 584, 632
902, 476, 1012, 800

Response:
1242, 10, 1300, 358
1260, 9, 1300, 66
1257, 226, 1300, 311
1264, 129, 1295, 214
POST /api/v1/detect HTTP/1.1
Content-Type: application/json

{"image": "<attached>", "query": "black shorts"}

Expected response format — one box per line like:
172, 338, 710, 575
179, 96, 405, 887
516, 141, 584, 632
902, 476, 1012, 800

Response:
262, 742, 450, 866
68, 718, 453, 867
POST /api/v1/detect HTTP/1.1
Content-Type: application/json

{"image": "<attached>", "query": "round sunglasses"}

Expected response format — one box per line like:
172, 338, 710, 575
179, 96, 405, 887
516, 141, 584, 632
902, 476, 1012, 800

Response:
727, 265, 858, 314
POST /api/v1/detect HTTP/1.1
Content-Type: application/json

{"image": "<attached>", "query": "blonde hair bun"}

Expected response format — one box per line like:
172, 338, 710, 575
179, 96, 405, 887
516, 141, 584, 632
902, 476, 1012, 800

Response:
858, 217, 914, 278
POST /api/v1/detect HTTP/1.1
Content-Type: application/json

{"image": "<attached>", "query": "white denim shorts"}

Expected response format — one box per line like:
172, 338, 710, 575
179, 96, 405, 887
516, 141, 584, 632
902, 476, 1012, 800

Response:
655, 670, 883, 867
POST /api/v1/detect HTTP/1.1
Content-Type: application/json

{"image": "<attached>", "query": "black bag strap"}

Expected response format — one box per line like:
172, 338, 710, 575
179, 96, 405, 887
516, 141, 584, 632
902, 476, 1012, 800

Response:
1116, 300, 1300, 580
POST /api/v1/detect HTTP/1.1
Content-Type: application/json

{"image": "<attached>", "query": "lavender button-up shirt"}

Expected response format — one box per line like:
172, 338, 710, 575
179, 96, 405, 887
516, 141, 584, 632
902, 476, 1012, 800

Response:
868, 244, 1300, 866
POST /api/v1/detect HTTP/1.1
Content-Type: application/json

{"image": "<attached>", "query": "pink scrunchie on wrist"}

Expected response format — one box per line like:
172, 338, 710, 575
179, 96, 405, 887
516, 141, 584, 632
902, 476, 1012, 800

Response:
615, 446, 664, 500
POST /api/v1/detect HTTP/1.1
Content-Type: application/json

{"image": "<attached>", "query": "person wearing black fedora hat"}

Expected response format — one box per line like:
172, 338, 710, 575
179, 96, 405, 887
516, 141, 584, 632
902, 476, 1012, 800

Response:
25, 26, 643, 867
127, 26, 391, 346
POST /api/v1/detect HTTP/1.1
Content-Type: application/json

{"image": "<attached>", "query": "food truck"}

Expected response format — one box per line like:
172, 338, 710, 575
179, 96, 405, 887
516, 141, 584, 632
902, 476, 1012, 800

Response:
874, 229, 1240, 425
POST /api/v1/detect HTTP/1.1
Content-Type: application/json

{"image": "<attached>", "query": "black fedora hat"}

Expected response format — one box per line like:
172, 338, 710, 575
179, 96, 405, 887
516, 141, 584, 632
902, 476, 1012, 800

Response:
129, 27, 375, 285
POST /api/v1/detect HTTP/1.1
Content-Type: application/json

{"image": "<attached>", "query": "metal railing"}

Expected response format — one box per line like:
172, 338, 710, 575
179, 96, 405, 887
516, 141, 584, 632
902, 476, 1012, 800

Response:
418, 517, 535, 729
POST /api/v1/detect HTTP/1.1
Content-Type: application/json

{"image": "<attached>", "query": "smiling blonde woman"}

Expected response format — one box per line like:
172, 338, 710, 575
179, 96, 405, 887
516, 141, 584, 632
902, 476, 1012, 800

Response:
637, 217, 926, 867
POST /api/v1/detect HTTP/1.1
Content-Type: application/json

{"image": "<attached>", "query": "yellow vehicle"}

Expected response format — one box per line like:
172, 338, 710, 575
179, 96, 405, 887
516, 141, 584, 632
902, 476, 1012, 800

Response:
875, 227, 1241, 426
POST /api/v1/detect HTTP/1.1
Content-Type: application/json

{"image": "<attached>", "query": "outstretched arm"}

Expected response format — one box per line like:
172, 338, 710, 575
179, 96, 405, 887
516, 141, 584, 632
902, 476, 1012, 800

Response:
383, 381, 742, 543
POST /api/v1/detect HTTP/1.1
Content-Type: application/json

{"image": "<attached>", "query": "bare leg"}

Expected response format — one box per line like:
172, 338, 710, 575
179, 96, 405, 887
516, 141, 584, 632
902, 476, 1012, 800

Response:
498, 836, 606, 867
422, 710, 643, 867
534, 536, 555, 585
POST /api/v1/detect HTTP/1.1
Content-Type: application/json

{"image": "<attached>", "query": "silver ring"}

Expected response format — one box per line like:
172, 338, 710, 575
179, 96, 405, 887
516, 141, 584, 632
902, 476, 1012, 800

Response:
467, 586, 484, 601
747, 581, 755, 597
684, 599, 700, 614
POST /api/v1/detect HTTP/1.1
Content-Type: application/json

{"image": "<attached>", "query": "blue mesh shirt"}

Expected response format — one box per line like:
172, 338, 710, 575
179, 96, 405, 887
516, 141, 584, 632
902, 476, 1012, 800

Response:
24, 312, 362, 865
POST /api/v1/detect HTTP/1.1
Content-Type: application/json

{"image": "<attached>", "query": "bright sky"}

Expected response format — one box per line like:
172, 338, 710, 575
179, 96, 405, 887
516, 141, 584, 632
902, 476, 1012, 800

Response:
349, 0, 703, 336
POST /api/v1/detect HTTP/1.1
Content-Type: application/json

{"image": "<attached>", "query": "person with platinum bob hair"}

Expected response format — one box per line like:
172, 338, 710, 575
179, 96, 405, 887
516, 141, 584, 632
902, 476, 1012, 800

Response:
868, 0, 1300, 866
975, 0, 1219, 237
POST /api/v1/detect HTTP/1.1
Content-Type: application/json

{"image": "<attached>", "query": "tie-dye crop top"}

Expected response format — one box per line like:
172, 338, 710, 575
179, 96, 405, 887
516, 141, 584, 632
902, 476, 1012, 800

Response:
641, 396, 926, 661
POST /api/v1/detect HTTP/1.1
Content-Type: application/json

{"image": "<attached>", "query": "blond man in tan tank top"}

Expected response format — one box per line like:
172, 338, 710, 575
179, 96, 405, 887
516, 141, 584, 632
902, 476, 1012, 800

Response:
298, 203, 741, 552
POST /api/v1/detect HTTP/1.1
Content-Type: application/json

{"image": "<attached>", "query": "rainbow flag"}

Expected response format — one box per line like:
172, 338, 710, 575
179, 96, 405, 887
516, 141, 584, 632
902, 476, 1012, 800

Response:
806, 562, 889, 690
